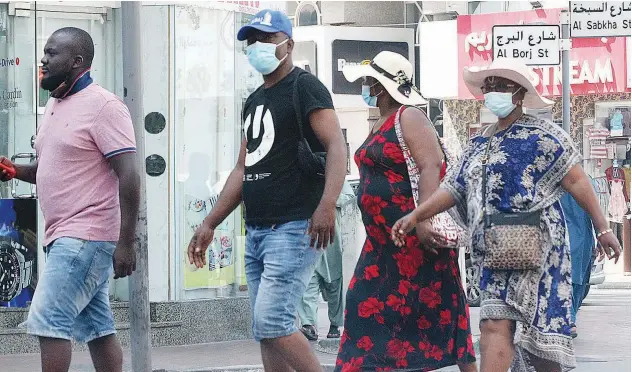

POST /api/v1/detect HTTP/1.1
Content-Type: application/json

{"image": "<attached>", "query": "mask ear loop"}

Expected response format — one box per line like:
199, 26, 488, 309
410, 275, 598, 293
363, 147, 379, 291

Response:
512, 87, 525, 106
369, 82, 384, 99
276, 38, 290, 64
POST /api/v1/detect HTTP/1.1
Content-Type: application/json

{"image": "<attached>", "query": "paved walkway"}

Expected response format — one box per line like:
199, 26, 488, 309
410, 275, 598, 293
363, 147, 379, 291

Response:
5, 289, 631, 372
3, 304, 481, 372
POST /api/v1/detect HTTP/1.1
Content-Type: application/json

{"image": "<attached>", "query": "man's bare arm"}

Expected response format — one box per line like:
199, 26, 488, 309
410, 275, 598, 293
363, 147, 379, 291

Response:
3, 159, 39, 184
108, 153, 141, 245
202, 139, 247, 229
309, 109, 347, 210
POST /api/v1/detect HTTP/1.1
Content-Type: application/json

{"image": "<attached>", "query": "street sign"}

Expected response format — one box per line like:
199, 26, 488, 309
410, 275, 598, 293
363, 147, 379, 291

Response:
492, 25, 561, 66
570, 1, 632, 38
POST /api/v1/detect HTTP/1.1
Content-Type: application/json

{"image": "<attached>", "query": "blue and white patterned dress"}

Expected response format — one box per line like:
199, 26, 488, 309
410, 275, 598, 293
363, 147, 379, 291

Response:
441, 114, 582, 371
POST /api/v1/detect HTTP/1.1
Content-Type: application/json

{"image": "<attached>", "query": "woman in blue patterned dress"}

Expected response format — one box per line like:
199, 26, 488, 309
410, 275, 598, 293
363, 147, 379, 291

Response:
392, 59, 622, 372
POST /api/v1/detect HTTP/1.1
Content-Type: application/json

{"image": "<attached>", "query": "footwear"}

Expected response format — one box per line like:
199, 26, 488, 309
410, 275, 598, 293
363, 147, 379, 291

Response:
327, 325, 341, 339
570, 324, 578, 339
300, 325, 318, 341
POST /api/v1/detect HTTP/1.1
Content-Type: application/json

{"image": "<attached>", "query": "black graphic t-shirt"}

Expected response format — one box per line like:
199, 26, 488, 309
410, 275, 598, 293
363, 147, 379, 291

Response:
242, 68, 334, 225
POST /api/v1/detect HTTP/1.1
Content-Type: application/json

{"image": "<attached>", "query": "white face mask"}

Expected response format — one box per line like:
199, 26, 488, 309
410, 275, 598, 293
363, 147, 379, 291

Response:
483, 91, 519, 118
245, 39, 289, 75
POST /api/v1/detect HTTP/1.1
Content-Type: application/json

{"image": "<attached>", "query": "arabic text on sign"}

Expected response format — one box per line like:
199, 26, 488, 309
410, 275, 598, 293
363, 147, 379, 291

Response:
570, 2, 632, 38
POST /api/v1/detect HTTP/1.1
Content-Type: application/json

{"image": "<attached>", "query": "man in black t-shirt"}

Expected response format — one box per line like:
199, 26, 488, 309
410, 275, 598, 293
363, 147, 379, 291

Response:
187, 9, 346, 372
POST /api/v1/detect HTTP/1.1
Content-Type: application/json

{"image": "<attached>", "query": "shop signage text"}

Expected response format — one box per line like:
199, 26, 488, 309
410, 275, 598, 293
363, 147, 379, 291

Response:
570, 1, 632, 38
0, 88, 22, 109
218, 1, 260, 7
457, 8, 629, 97
628, 37, 632, 88
0, 57, 19, 68
492, 25, 561, 65
331, 39, 409, 95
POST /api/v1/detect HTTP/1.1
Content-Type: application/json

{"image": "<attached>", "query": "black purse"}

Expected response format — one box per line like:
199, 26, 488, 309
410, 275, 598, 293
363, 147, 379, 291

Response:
293, 70, 326, 179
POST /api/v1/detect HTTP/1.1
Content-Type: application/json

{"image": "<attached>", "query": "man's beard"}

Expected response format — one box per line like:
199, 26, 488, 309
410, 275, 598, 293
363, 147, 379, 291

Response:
40, 73, 68, 92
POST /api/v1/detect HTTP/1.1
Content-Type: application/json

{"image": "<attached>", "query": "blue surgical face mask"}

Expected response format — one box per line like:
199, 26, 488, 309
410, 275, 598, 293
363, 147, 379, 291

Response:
483, 91, 518, 119
361, 84, 383, 107
246, 39, 288, 75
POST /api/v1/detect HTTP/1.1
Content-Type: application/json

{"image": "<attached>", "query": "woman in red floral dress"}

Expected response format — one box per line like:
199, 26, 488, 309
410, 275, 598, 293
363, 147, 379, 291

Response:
336, 52, 477, 372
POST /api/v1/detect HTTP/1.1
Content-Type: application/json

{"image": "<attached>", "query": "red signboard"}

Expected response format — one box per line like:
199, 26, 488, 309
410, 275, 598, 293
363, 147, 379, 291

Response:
457, 8, 629, 99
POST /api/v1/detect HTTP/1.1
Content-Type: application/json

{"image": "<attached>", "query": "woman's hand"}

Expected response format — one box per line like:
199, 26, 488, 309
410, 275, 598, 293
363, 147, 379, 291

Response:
597, 231, 622, 264
392, 212, 418, 247
415, 220, 448, 254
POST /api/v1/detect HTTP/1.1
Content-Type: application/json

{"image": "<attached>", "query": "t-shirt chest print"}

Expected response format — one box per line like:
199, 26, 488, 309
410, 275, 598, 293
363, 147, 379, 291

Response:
244, 103, 274, 182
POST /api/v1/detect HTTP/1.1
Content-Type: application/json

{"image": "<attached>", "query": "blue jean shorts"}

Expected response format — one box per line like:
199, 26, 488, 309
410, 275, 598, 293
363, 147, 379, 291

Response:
27, 237, 116, 343
245, 219, 322, 342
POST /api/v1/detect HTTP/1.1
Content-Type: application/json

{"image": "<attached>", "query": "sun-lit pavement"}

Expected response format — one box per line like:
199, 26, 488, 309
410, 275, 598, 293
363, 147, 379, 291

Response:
1, 288, 628, 372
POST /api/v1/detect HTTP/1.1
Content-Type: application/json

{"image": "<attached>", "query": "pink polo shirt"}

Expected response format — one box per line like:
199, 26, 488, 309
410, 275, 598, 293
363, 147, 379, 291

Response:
34, 84, 136, 246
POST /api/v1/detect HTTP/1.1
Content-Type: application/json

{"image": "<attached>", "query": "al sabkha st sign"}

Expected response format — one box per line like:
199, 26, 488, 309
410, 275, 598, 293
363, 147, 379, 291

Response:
570, 2, 632, 38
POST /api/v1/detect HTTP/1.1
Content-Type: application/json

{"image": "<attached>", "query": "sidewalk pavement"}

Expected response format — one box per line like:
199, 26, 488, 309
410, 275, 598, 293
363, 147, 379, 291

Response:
596, 272, 631, 289
3, 303, 482, 372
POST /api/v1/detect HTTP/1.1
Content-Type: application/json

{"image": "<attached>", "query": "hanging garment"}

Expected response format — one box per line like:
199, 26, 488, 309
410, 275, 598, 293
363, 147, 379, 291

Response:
586, 126, 610, 159
623, 110, 631, 136
610, 111, 624, 136
609, 180, 627, 222
623, 167, 631, 202
592, 177, 611, 218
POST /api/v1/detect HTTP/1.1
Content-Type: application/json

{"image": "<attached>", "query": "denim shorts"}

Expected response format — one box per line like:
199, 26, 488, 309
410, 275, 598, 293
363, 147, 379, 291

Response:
245, 219, 321, 342
27, 237, 116, 343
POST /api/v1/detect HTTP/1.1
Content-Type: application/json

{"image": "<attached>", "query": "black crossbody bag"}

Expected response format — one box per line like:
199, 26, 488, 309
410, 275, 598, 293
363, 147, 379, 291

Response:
292, 70, 326, 179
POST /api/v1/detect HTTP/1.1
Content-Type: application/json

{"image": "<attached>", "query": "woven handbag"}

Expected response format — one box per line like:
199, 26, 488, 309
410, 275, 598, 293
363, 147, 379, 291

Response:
480, 126, 546, 270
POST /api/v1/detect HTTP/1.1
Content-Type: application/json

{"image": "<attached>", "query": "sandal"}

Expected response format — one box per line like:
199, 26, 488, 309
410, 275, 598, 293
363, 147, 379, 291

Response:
570, 323, 578, 339
300, 325, 318, 341
327, 325, 341, 339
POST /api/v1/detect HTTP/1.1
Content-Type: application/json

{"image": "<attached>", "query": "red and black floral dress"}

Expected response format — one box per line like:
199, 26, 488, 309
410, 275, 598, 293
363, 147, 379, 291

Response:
335, 110, 476, 372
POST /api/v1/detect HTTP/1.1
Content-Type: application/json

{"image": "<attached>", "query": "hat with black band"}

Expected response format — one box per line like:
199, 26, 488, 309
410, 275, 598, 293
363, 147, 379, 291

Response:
342, 51, 427, 106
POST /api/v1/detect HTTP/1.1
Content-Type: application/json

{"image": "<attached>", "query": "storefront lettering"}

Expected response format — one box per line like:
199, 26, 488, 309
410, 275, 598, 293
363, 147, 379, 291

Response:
469, 58, 613, 92
0, 57, 19, 68
217, 0, 260, 8
337, 58, 365, 72
464, 31, 492, 53
0, 88, 22, 109
540, 58, 613, 86
458, 8, 629, 97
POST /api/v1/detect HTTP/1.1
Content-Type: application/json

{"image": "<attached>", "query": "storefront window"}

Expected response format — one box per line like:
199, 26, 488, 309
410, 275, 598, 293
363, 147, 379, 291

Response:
0, 3, 123, 307
174, 5, 261, 299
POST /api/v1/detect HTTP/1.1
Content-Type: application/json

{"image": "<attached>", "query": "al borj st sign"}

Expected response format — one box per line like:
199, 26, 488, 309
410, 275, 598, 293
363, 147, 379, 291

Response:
570, 1, 632, 38
492, 24, 561, 66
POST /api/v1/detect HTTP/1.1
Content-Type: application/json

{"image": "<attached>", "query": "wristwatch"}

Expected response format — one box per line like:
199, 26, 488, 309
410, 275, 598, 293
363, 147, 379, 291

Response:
0, 237, 34, 302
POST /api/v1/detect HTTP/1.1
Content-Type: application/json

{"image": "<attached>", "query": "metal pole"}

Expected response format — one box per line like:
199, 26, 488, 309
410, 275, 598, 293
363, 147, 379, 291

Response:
121, 2, 152, 372
561, 9, 571, 133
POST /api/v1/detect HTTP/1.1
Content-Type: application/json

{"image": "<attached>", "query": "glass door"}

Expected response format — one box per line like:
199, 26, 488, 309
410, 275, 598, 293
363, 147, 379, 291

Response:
0, 2, 38, 308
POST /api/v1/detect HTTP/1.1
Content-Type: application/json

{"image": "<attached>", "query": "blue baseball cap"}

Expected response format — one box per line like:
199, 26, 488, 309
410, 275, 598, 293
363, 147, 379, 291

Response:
237, 9, 293, 41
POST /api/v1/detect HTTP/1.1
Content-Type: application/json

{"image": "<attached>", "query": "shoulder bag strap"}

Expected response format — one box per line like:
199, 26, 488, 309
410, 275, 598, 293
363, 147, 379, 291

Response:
481, 124, 497, 227
403, 105, 450, 166
292, 69, 306, 140
393, 106, 421, 206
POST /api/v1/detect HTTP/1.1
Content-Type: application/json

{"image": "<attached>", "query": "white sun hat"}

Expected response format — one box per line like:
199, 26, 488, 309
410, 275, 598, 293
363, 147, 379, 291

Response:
342, 51, 427, 105
463, 58, 553, 109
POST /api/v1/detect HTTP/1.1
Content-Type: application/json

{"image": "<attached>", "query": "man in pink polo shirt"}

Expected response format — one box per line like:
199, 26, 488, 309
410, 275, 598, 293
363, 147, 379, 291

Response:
0, 27, 140, 372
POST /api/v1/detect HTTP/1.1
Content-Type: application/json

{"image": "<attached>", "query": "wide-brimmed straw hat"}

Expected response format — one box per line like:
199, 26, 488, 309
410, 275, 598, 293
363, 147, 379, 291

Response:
342, 51, 427, 105
463, 59, 553, 109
